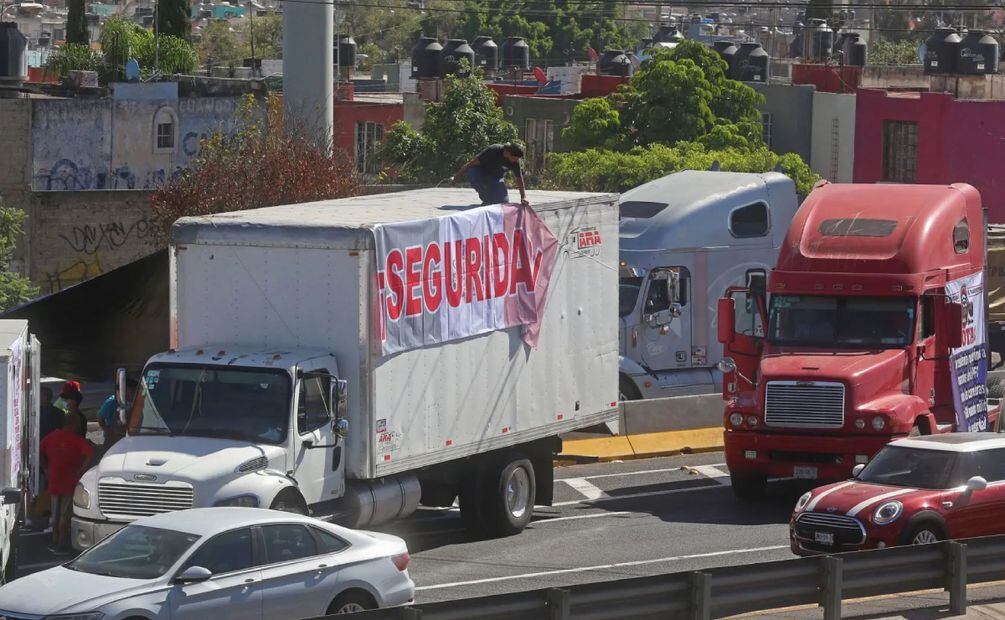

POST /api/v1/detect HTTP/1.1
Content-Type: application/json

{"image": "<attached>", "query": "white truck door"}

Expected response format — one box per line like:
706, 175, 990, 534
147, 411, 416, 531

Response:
639, 267, 693, 372
291, 361, 344, 507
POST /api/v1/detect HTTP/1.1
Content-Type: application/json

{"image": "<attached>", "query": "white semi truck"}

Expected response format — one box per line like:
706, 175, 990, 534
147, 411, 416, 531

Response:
71, 189, 619, 548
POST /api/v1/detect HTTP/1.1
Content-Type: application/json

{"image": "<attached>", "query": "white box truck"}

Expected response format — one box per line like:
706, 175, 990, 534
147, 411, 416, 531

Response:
72, 189, 619, 548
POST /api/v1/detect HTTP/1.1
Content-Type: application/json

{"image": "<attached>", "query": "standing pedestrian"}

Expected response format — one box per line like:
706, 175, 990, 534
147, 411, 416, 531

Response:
452, 143, 530, 206
39, 414, 93, 554
62, 386, 88, 439
38, 386, 64, 440
97, 379, 136, 448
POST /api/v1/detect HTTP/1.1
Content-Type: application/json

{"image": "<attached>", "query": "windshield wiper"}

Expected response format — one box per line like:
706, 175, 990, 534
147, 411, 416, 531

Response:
181, 428, 254, 442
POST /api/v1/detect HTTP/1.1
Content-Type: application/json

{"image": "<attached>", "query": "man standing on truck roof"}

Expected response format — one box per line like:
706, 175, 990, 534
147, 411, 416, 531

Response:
451, 143, 530, 207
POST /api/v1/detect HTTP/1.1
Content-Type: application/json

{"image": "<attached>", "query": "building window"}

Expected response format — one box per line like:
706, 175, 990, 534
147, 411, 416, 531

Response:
355, 121, 385, 175
882, 121, 918, 183
761, 112, 773, 148
153, 106, 177, 153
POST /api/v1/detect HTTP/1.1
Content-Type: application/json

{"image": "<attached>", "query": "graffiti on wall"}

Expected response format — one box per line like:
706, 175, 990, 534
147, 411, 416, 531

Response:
58, 218, 153, 256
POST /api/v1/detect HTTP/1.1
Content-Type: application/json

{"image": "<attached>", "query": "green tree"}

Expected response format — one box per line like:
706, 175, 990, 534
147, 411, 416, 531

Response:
241, 14, 282, 60
379, 69, 518, 183
99, 17, 197, 80
157, 0, 191, 39
562, 97, 622, 150
66, 0, 89, 45
44, 43, 101, 78
869, 39, 922, 65
0, 203, 38, 312
198, 19, 245, 68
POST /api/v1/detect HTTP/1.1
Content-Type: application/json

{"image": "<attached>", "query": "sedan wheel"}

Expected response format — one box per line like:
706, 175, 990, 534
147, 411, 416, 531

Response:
335, 602, 367, 614
912, 528, 939, 545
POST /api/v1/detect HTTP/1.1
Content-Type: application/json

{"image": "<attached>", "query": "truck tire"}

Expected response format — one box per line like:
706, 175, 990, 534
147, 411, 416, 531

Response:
619, 375, 642, 401
270, 489, 308, 515
987, 370, 1005, 400
730, 472, 767, 501
482, 454, 537, 537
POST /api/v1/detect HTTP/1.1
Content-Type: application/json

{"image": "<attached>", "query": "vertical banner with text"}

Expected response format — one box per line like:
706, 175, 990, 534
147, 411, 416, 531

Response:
374, 204, 559, 357
947, 272, 988, 432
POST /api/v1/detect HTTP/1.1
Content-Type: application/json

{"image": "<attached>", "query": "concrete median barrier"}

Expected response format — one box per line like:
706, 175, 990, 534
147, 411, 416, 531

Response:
560, 394, 725, 463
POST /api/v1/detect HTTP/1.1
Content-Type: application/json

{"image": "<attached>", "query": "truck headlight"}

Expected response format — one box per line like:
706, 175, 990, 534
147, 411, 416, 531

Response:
729, 413, 744, 427
213, 494, 259, 508
794, 491, 812, 513
73, 483, 90, 509
871, 415, 886, 431
873, 500, 903, 525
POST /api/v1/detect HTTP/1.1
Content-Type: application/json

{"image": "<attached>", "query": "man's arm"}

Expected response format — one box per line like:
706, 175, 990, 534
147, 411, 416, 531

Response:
451, 157, 480, 183
516, 171, 529, 205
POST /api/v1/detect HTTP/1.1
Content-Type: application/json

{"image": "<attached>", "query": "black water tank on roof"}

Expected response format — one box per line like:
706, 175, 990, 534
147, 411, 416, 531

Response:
411, 36, 443, 78
732, 42, 768, 82
473, 36, 498, 69
0, 23, 27, 81
653, 25, 679, 43
713, 40, 738, 73
924, 27, 961, 74
597, 49, 632, 76
958, 29, 999, 75
442, 38, 475, 76
500, 36, 530, 69
336, 35, 356, 67
836, 32, 866, 67
806, 19, 833, 60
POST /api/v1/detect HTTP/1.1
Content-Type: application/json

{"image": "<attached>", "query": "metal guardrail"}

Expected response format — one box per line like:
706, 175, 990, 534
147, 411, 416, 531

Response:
324, 534, 1005, 620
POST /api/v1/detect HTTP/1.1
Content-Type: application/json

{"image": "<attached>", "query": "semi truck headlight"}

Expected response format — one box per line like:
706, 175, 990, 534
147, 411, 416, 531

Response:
729, 413, 744, 427
213, 494, 260, 508
855, 419, 866, 429
873, 500, 903, 525
746, 416, 758, 427
73, 483, 90, 509
871, 416, 886, 431
795, 491, 812, 512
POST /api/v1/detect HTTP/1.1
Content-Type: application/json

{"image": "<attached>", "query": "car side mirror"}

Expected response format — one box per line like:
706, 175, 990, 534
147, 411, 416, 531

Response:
174, 566, 213, 584
966, 475, 988, 493
1, 487, 21, 505
851, 464, 865, 478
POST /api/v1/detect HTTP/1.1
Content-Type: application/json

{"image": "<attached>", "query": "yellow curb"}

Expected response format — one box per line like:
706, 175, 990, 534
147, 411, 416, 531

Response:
559, 427, 724, 463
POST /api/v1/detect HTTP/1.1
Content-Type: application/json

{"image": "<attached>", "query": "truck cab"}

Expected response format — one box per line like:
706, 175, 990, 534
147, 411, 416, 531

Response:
717, 182, 1000, 498
619, 171, 799, 399
71, 346, 351, 550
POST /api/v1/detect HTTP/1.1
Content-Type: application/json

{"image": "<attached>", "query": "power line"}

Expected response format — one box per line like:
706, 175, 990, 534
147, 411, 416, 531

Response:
276, 0, 1005, 11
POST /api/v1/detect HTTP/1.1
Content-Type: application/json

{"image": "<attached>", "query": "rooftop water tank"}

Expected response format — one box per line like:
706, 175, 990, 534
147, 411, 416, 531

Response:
500, 36, 530, 70
653, 25, 679, 43
924, 27, 961, 74
411, 36, 443, 79
473, 36, 498, 69
0, 23, 27, 83
803, 19, 833, 60
336, 34, 356, 67
442, 38, 475, 76
713, 40, 738, 73
597, 49, 632, 76
732, 42, 768, 82
958, 29, 999, 75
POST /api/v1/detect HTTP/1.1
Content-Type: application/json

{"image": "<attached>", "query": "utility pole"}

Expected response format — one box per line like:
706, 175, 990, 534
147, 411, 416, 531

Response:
283, 0, 334, 147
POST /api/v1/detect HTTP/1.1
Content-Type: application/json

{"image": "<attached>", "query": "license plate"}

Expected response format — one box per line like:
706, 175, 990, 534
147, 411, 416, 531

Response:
814, 531, 835, 545
794, 466, 818, 479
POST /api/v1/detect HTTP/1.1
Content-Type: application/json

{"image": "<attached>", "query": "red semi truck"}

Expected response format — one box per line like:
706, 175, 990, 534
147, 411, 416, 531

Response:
716, 182, 1002, 499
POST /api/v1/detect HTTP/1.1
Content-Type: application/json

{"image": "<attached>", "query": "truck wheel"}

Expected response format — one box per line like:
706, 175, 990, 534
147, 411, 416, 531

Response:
270, 490, 308, 515
619, 375, 642, 401
482, 454, 537, 537
730, 472, 767, 501
988, 371, 1005, 400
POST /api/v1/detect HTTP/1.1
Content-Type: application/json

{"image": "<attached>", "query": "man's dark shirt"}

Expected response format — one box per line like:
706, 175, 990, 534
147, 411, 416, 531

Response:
476, 145, 522, 180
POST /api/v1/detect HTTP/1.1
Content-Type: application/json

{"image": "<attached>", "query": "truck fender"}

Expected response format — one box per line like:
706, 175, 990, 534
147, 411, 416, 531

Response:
213, 471, 299, 509
618, 355, 650, 378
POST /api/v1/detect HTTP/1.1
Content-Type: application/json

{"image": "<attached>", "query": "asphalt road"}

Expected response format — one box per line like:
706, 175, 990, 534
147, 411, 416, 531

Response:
15, 451, 811, 597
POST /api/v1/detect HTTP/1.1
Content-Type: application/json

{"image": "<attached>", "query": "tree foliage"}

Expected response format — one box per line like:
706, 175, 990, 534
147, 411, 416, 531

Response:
44, 43, 102, 78
544, 143, 819, 196
157, 0, 191, 39
0, 203, 38, 312
198, 20, 245, 67
562, 97, 622, 150
99, 17, 197, 80
378, 70, 519, 183
869, 39, 922, 65
240, 14, 283, 60
150, 95, 360, 241
66, 0, 89, 45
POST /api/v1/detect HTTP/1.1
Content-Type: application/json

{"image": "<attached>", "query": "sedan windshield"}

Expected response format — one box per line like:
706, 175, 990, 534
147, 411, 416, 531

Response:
857, 446, 968, 489
67, 525, 200, 579
769, 295, 915, 348
129, 364, 292, 444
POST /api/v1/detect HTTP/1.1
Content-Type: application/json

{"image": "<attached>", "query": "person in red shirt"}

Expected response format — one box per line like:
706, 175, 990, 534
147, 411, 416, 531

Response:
40, 411, 94, 554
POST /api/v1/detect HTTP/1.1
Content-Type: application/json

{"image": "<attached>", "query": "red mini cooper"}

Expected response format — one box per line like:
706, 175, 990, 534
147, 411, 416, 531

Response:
791, 433, 1005, 555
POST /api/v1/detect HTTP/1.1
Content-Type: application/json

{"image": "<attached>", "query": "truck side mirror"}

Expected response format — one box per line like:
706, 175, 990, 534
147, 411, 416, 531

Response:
334, 379, 348, 420
718, 297, 735, 344
666, 271, 681, 304
669, 303, 683, 319
944, 302, 964, 349
116, 367, 127, 408
1, 487, 21, 505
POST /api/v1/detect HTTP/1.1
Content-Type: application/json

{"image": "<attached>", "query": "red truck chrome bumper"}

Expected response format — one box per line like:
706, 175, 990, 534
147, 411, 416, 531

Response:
724, 430, 899, 481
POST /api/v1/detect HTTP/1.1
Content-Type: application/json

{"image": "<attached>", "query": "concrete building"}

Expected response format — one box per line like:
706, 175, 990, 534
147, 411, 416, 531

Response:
810, 92, 856, 183
751, 82, 815, 164
502, 96, 580, 172
854, 88, 1005, 222
0, 78, 264, 294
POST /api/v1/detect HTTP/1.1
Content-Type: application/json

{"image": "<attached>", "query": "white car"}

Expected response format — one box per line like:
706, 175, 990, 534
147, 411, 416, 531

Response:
0, 508, 414, 619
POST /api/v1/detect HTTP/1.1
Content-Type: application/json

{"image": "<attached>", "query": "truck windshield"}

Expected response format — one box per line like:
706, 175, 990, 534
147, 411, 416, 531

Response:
856, 446, 968, 489
129, 364, 292, 444
768, 295, 915, 348
620, 277, 642, 317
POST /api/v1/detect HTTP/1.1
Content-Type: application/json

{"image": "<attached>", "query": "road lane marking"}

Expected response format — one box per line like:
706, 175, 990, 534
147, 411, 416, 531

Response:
561, 477, 609, 500
691, 465, 731, 485
415, 545, 789, 591
553, 479, 724, 507
535, 511, 631, 524
557, 463, 728, 482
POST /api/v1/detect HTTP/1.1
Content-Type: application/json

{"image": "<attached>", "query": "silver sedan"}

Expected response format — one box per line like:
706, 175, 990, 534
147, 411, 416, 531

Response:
0, 507, 414, 619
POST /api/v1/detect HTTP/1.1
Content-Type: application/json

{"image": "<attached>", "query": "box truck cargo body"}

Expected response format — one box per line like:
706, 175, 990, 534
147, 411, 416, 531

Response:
71, 189, 619, 548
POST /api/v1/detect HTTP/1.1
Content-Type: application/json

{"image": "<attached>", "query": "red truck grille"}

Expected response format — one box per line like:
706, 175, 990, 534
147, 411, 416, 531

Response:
764, 381, 845, 429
